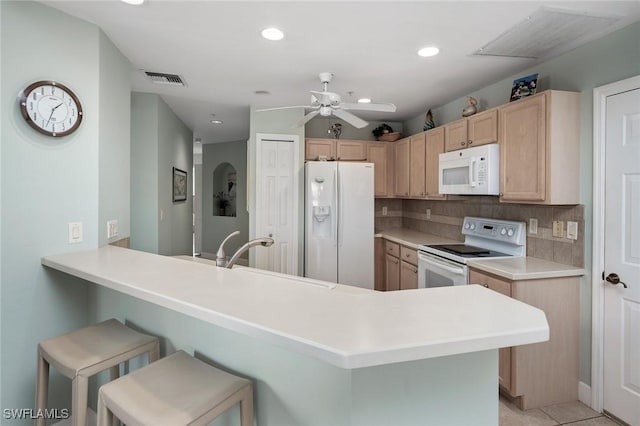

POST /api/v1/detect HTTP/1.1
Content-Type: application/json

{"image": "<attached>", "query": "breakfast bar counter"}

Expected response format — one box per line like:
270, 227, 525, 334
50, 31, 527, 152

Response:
42, 246, 549, 425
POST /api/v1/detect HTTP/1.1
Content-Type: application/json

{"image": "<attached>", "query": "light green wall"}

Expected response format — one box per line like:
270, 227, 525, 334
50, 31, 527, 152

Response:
130, 93, 160, 253
305, 118, 404, 140
130, 93, 193, 256
248, 107, 305, 273
0, 1, 130, 417
99, 31, 131, 247
403, 22, 640, 385
202, 141, 249, 259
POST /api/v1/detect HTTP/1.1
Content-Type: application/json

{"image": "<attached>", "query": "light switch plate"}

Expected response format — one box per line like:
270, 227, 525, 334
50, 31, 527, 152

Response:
107, 219, 119, 239
567, 221, 578, 240
426, 209, 431, 220
68, 222, 83, 244
382, 206, 388, 216
529, 218, 538, 235
552, 220, 564, 238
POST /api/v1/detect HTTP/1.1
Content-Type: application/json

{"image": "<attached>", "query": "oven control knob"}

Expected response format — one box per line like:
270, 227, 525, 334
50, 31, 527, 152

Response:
464, 222, 470, 230
500, 227, 507, 236
507, 228, 515, 237
469, 223, 476, 230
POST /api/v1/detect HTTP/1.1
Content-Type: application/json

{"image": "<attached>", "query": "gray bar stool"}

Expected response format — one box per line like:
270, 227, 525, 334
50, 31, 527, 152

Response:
97, 350, 254, 426
36, 319, 160, 426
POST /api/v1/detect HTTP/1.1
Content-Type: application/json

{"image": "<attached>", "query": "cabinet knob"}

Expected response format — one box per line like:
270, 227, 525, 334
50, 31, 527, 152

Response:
468, 140, 473, 145
460, 141, 466, 146
483, 284, 489, 288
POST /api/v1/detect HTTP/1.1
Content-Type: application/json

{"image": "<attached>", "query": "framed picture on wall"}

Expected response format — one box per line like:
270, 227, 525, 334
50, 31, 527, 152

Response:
173, 167, 187, 202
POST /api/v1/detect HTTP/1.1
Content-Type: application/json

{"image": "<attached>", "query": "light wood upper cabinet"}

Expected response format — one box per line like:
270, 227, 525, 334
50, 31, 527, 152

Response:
305, 139, 336, 160
409, 133, 426, 197
425, 127, 446, 199
499, 90, 580, 204
444, 109, 498, 152
336, 140, 367, 161
394, 137, 410, 197
366, 142, 389, 197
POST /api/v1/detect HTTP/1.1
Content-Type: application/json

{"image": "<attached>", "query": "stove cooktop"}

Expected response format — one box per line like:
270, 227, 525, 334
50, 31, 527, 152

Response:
425, 244, 512, 259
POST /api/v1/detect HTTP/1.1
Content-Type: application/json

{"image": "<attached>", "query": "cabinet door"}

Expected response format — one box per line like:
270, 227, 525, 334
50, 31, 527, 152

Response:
469, 269, 513, 392
337, 140, 366, 161
394, 138, 410, 197
468, 109, 498, 147
409, 133, 426, 197
400, 260, 418, 290
305, 139, 336, 160
425, 127, 445, 199
499, 95, 546, 201
374, 238, 385, 291
444, 119, 468, 152
367, 143, 388, 197
385, 254, 400, 291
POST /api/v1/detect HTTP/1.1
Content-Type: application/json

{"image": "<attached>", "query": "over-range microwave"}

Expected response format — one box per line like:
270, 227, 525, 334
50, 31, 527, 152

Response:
439, 143, 500, 195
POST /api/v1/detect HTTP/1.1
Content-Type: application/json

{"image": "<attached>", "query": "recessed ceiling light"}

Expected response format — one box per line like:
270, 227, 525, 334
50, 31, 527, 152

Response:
211, 120, 223, 125
120, 0, 145, 5
195, 138, 202, 144
254, 90, 271, 95
261, 27, 284, 41
418, 46, 440, 57
358, 98, 372, 104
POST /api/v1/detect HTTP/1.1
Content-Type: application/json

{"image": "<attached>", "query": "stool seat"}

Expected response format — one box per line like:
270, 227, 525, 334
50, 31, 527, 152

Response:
98, 350, 253, 426
36, 319, 160, 426
39, 319, 159, 378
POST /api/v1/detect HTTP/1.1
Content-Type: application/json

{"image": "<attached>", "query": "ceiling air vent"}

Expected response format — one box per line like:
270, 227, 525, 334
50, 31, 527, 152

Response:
143, 71, 187, 86
473, 7, 621, 59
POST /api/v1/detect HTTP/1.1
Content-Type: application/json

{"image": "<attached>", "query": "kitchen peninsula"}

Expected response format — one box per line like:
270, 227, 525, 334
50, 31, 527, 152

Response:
43, 246, 549, 425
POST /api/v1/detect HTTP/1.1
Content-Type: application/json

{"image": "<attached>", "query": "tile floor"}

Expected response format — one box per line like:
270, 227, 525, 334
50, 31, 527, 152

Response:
500, 397, 622, 425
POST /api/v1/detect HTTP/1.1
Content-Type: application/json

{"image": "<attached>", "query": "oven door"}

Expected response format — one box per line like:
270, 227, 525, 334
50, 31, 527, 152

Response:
417, 251, 468, 288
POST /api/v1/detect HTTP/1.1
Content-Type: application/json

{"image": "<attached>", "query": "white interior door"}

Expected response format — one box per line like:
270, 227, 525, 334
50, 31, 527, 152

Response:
603, 87, 640, 424
255, 135, 299, 275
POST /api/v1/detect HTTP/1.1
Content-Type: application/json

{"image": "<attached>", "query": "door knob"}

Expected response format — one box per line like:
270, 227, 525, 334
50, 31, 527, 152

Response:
605, 273, 628, 288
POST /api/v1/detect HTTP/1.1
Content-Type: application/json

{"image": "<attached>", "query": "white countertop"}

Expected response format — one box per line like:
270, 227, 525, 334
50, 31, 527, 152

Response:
374, 228, 459, 249
42, 246, 548, 369
468, 257, 585, 281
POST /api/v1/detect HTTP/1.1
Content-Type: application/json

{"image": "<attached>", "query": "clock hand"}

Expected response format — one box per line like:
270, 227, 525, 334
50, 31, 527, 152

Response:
52, 102, 63, 111
46, 103, 64, 126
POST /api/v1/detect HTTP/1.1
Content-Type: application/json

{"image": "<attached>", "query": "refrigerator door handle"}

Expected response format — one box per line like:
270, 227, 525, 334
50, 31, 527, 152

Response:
337, 167, 344, 247
333, 169, 338, 247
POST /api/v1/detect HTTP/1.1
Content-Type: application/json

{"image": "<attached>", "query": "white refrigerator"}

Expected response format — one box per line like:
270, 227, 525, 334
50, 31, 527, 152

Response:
304, 161, 374, 289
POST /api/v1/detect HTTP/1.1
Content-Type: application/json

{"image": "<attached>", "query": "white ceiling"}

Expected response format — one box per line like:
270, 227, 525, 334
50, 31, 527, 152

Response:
40, 1, 640, 144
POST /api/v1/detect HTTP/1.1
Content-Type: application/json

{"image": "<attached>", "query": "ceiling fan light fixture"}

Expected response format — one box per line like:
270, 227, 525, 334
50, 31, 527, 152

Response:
261, 27, 284, 41
358, 98, 372, 104
210, 120, 223, 125
418, 46, 440, 57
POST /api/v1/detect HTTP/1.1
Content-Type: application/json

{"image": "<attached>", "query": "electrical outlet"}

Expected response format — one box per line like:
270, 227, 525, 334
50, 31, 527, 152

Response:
567, 221, 578, 240
426, 209, 431, 220
107, 219, 119, 239
68, 222, 83, 244
529, 218, 538, 235
552, 220, 564, 238
382, 206, 388, 216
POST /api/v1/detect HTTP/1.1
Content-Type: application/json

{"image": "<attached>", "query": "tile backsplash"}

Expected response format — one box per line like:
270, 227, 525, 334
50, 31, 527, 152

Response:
375, 197, 584, 267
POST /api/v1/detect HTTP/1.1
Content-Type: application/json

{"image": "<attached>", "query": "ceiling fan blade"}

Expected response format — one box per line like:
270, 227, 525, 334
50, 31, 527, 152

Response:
340, 102, 397, 112
292, 110, 320, 128
332, 109, 369, 129
256, 105, 313, 112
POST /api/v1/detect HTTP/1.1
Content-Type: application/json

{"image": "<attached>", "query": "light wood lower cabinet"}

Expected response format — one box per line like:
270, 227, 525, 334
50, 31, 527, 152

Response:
374, 237, 385, 291
380, 240, 417, 291
469, 268, 579, 410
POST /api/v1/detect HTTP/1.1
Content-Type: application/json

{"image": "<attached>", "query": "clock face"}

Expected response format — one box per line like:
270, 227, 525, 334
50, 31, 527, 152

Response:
19, 81, 83, 137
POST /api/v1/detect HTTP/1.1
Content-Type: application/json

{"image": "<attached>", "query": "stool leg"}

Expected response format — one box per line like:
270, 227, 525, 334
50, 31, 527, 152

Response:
71, 375, 88, 426
240, 385, 254, 426
35, 354, 49, 426
109, 365, 119, 381
97, 392, 114, 426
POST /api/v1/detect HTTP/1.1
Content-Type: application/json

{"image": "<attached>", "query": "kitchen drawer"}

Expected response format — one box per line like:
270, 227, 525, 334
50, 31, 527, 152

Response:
400, 246, 418, 266
385, 241, 400, 257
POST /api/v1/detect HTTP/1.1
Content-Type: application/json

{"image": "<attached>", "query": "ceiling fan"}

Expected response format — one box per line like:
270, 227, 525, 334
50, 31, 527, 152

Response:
256, 72, 396, 129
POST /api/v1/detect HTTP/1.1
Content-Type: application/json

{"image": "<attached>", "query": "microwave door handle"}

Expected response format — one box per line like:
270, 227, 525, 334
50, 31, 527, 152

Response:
469, 157, 477, 187
419, 254, 465, 275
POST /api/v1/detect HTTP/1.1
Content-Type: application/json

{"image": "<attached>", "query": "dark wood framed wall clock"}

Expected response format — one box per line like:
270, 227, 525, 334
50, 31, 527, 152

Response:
18, 80, 83, 137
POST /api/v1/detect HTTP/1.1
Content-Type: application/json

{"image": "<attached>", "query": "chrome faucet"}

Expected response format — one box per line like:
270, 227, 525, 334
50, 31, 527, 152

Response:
226, 237, 274, 269
216, 231, 274, 268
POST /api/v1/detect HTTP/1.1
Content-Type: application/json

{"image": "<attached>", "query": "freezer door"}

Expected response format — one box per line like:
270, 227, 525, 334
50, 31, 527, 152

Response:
304, 162, 338, 283
337, 162, 374, 289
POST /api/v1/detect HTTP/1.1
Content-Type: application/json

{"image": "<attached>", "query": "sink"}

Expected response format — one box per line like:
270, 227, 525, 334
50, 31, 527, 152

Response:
232, 267, 337, 289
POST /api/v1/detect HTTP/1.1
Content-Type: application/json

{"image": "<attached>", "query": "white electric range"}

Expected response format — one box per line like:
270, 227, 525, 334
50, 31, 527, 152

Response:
417, 217, 526, 288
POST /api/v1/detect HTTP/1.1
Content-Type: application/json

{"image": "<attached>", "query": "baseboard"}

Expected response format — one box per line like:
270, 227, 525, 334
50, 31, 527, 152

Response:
579, 381, 592, 407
